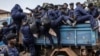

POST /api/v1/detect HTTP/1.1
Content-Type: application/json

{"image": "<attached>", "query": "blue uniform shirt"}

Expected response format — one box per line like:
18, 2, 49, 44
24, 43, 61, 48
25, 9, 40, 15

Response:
2, 46, 19, 56
69, 9, 74, 18
11, 4, 26, 24
88, 8, 99, 18
1, 27, 10, 36
21, 24, 34, 41
47, 9, 58, 20
74, 5, 88, 18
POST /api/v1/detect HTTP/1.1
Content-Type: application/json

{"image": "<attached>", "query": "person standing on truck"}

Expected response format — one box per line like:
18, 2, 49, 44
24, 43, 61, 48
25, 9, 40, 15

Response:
74, 2, 98, 30
1, 33, 19, 56
21, 19, 36, 56
11, 4, 26, 42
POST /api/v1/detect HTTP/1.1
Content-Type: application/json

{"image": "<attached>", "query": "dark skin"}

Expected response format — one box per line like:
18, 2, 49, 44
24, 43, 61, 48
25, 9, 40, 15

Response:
70, 5, 74, 10
8, 38, 17, 48
82, 4, 86, 9
63, 3, 68, 9
88, 6, 100, 19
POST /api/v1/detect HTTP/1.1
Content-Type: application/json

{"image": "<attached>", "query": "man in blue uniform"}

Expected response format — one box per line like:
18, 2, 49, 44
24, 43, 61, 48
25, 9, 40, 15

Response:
74, 2, 98, 30
1, 22, 10, 45
11, 4, 26, 41
69, 3, 74, 21
21, 19, 35, 56
62, 3, 70, 16
40, 4, 57, 47
57, 6, 72, 25
2, 33, 19, 56
88, 3, 99, 19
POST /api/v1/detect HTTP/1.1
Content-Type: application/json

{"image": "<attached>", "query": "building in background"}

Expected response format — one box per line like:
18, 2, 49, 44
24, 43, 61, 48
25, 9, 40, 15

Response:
0, 9, 10, 19
0, 9, 30, 19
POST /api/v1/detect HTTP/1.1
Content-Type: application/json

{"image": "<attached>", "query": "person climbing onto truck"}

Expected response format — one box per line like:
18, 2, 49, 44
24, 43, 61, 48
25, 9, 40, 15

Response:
11, 4, 26, 42
21, 19, 36, 56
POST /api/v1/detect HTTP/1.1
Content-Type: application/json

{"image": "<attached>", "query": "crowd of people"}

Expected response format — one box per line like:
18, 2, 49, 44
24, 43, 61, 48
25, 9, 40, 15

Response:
0, 2, 100, 56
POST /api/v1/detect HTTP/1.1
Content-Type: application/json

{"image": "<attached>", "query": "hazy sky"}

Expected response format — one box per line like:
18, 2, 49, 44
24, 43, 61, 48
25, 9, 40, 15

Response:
0, 0, 86, 12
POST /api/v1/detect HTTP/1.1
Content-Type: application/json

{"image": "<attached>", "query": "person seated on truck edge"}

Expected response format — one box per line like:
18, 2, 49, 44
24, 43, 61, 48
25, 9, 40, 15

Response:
73, 2, 98, 30
69, 3, 75, 22
88, 3, 100, 33
81, 3, 87, 9
1, 33, 19, 56
57, 3, 73, 26
11, 4, 26, 42
88, 3, 100, 20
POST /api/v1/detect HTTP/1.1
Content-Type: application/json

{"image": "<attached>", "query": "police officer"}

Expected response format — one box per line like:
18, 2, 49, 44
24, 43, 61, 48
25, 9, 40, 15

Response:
62, 3, 70, 16
47, 4, 61, 47
69, 3, 75, 21
21, 19, 35, 56
74, 2, 98, 30
2, 33, 19, 56
47, 4, 58, 20
58, 6, 72, 25
1, 22, 10, 45
11, 4, 26, 42
81, 3, 87, 9
88, 3, 99, 19
47, 4, 72, 47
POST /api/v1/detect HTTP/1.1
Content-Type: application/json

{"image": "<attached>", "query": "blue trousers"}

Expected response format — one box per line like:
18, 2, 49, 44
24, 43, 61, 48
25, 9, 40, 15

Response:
53, 15, 70, 26
23, 39, 35, 56
50, 15, 70, 46
77, 15, 96, 28
42, 25, 55, 46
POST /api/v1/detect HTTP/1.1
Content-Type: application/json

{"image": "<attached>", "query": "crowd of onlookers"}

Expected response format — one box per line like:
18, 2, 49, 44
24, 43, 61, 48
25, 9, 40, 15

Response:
0, 2, 100, 56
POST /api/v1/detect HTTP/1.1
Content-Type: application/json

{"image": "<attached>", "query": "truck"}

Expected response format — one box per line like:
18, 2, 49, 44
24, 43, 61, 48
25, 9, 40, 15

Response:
35, 23, 98, 56
0, 18, 99, 56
